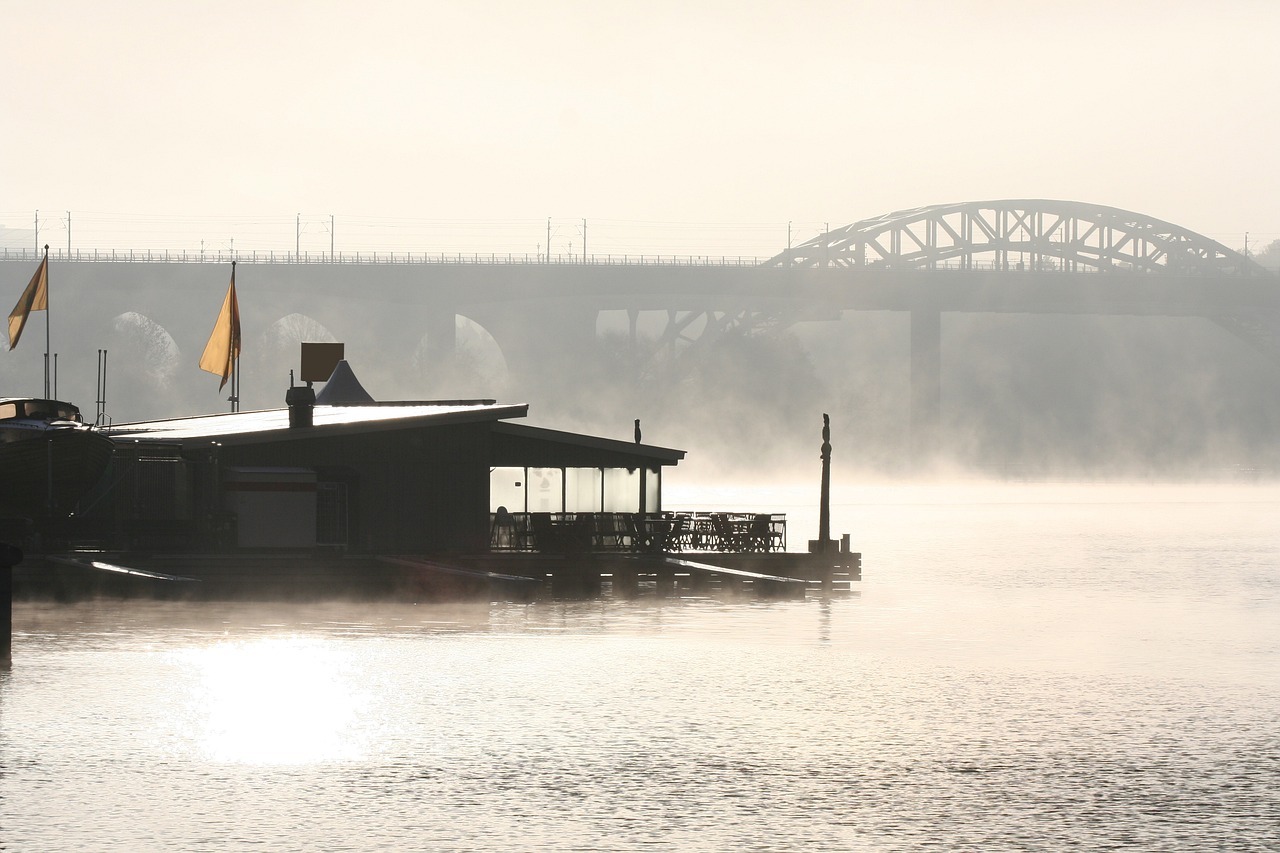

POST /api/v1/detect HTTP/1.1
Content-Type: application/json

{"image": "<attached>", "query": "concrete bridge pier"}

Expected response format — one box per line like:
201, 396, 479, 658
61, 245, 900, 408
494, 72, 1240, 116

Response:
467, 301, 601, 391
420, 307, 458, 367
910, 307, 942, 468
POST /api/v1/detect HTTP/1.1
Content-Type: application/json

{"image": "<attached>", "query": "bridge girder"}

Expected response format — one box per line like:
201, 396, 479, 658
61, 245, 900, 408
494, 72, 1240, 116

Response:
633, 307, 795, 382
772, 199, 1271, 278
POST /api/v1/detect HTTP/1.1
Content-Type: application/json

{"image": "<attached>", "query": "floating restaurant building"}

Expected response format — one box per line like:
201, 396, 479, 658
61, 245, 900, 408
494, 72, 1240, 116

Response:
17, 360, 857, 600
93, 364, 684, 557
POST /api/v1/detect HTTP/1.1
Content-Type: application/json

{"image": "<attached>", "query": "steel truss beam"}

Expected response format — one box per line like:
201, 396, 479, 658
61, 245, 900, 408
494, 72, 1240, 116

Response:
771, 199, 1270, 278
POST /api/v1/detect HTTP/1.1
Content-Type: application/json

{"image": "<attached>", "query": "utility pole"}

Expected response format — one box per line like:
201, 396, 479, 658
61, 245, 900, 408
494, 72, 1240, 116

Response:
583, 218, 587, 261
547, 217, 551, 263
296, 213, 301, 260
330, 214, 335, 260
67, 211, 71, 256
34, 210, 38, 253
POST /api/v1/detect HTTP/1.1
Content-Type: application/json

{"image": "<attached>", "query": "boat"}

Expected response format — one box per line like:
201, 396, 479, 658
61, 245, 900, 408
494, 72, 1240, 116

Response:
0, 398, 115, 516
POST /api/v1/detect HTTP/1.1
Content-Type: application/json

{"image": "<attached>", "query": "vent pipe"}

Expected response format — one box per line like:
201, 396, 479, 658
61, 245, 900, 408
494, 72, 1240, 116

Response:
286, 373, 315, 428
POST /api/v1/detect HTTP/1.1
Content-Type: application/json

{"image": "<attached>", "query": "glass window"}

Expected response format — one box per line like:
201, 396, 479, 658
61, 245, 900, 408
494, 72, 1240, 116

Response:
54, 403, 82, 422
527, 467, 563, 514
565, 468, 602, 513
490, 467, 525, 513
602, 468, 639, 513
644, 467, 660, 513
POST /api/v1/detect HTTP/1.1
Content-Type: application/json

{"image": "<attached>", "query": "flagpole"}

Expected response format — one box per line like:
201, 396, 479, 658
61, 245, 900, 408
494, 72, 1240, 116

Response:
232, 260, 238, 413
42, 245, 50, 399
198, 259, 240, 409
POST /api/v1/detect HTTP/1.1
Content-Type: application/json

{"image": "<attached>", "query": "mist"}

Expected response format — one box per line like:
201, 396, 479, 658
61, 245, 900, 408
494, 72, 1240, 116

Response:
2, 264, 1274, 481
526, 310, 1280, 481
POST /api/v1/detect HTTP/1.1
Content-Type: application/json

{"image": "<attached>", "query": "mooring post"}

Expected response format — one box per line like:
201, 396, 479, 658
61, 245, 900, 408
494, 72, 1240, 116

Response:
819, 413, 831, 550
0, 542, 20, 668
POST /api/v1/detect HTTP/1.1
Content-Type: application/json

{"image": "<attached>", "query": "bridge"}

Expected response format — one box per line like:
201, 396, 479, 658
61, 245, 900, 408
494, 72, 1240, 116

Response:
2, 200, 1276, 462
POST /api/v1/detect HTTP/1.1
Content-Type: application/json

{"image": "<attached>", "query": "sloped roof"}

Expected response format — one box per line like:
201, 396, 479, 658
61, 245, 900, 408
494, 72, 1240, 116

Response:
106, 401, 529, 447
314, 360, 374, 404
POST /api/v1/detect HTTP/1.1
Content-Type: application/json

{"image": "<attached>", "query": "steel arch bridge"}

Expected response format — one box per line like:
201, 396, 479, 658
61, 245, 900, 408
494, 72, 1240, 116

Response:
767, 199, 1269, 277
747, 199, 1277, 464
648, 200, 1275, 365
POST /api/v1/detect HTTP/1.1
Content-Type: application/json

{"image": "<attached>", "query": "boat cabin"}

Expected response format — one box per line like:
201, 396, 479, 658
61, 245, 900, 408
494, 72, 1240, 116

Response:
0, 398, 86, 424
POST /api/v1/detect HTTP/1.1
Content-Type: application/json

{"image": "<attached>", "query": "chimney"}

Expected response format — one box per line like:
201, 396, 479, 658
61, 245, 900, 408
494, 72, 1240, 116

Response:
285, 384, 316, 428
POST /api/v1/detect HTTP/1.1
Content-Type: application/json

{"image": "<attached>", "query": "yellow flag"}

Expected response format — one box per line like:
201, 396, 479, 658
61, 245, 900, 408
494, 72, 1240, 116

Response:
198, 266, 241, 390
7, 255, 48, 351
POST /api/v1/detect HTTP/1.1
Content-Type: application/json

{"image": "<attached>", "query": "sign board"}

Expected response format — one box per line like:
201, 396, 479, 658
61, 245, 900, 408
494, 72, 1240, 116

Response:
300, 342, 344, 383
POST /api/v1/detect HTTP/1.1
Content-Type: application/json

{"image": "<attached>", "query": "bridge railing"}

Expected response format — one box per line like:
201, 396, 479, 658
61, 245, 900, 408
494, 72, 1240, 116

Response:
5, 247, 1272, 275
0, 247, 1151, 271
0, 248, 768, 267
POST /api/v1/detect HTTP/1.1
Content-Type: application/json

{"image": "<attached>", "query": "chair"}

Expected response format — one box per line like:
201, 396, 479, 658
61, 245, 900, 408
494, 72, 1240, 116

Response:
711, 513, 740, 551
567, 513, 595, 552
768, 513, 786, 551
629, 513, 672, 553
665, 514, 691, 552
593, 513, 624, 551
490, 506, 516, 550
529, 512, 559, 553
746, 514, 774, 552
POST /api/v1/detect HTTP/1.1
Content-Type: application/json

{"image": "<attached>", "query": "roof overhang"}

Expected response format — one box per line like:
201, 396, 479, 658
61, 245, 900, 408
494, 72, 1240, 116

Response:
490, 421, 685, 468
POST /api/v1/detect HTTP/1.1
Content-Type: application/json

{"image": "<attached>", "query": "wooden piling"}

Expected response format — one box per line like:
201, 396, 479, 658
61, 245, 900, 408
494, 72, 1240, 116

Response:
1, 542, 20, 668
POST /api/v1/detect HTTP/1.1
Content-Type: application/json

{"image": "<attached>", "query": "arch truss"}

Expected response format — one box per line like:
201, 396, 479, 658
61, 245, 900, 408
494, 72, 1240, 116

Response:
771, 199, 1268, 277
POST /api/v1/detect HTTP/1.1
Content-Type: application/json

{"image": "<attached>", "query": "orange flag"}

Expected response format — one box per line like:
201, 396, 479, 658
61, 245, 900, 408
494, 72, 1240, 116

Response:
198, 265, 241, 390
7, 254, 48, 351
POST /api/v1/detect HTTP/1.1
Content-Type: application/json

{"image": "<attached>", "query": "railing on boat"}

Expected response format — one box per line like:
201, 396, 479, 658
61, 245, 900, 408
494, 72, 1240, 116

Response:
488, 511, 786, 554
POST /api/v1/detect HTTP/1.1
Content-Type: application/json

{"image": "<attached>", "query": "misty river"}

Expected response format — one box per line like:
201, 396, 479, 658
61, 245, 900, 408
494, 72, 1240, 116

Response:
2, 481, 1277, 851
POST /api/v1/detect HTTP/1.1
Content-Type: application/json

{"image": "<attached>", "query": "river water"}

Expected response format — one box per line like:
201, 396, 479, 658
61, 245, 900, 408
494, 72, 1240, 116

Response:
2, 482, 1277, 851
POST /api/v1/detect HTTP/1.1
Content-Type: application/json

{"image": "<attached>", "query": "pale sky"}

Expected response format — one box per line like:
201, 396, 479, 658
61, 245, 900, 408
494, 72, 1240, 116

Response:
3, 0, 1278, 257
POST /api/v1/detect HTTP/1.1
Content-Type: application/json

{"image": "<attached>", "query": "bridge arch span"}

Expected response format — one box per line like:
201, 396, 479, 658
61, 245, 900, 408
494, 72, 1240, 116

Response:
409, 313, 510, 397
774, 199, 1269, 277
109, 311, 181, 386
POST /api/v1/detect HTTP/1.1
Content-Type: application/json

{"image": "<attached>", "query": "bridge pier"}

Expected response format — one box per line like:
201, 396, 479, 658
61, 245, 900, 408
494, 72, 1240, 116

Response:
421, 308, 458, 366
910, 307, 942, 468
468, 301, 600, 392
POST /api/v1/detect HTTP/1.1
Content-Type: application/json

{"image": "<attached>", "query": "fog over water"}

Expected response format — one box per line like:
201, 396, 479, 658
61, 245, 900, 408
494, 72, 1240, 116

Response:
567, 311, 1280, 478
3, 482, 1277, 850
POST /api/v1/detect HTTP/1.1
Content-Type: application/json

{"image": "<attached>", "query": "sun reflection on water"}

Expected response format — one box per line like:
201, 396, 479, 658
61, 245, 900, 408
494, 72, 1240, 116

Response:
177, 636, 376, 765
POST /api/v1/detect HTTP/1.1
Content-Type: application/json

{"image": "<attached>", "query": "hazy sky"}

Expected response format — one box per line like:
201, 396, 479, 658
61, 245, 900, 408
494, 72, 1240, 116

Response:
3, 0, 1278, 256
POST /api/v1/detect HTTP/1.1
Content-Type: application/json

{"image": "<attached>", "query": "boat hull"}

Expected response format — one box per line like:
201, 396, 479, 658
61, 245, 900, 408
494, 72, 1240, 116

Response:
0, 427, 115, 515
